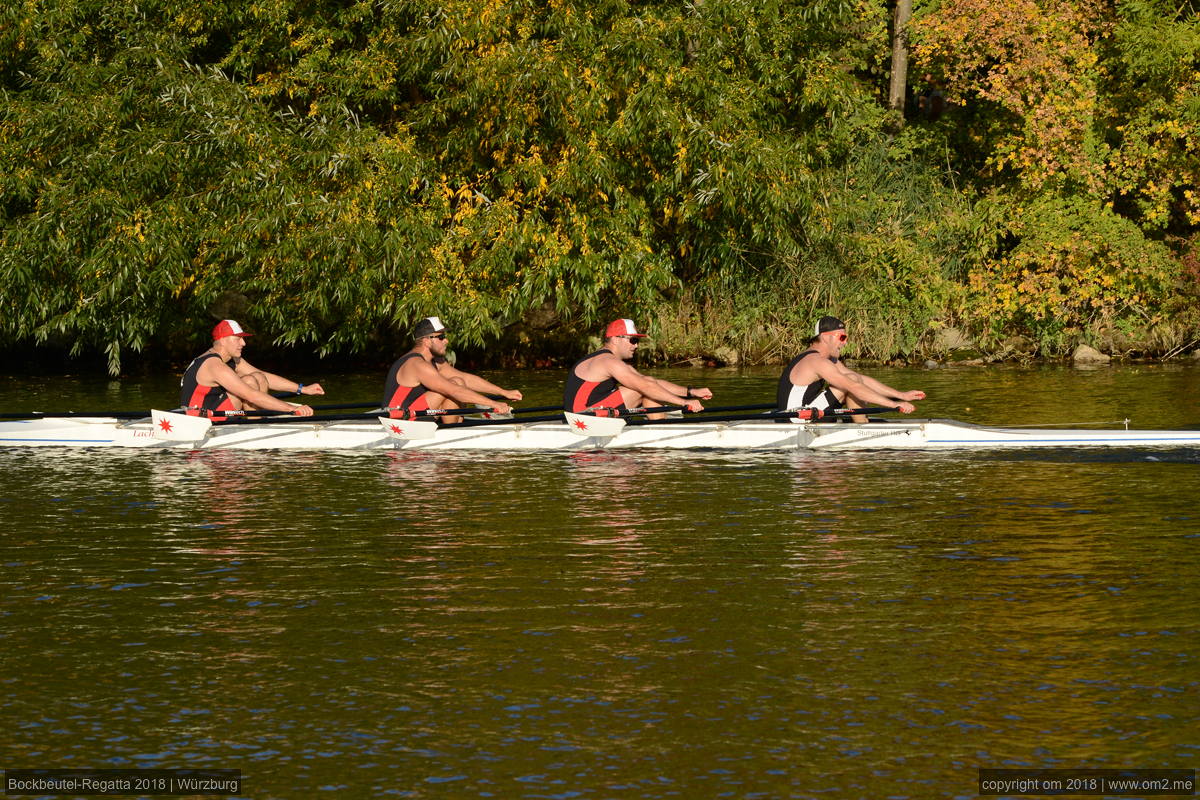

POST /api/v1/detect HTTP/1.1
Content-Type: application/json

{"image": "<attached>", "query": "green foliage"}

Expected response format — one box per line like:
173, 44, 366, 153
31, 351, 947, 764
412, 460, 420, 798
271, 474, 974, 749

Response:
2, 0, 891, 371
1, 0, 1198, 372
655, 140, 978, 362
966, 193, 1179, 350
1097, 0, 1200, 236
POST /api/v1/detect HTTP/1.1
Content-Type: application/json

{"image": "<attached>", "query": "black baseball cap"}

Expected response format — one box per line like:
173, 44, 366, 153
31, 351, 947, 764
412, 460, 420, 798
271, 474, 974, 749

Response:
413, 316, 447, 339
814, 316, 846, 336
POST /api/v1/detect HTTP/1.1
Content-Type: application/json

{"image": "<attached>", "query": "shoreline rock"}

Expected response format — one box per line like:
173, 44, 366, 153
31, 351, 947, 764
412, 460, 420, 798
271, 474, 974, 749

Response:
1072, 344, 1111, 365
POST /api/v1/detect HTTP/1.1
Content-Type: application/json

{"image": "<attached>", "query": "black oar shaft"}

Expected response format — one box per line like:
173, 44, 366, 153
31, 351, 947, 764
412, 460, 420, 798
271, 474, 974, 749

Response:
212, 412, 378, 424
0, 410, 152, 420
384, 404, 554, 419
624, 410, 799, 426
300, 401, 381, 411
614, 402, 777, 417
822, 406, 899, 417
409, 404, 565, 416
301, 401, 564, 414
623, 406, 899, 426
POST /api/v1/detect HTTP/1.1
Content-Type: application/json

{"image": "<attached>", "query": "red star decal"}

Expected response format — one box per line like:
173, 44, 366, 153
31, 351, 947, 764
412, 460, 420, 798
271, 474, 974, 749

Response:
572, 419, 589, 431
158, 418, 173, 433
390, 425, 404, 435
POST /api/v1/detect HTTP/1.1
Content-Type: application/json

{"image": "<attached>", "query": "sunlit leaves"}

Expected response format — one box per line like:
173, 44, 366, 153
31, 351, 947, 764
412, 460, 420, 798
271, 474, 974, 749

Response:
4, 0, 1196, 371
966, 194, 1178, 348
3, 0, 897, 370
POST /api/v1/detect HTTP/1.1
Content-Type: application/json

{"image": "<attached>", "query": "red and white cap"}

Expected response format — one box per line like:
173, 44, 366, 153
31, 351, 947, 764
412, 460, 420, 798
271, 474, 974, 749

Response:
604, 318, 647, 338
212, 319, 252, 340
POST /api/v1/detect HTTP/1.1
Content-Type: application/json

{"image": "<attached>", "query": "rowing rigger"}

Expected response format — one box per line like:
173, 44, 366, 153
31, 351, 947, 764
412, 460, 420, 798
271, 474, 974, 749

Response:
2, 405, 1199, 451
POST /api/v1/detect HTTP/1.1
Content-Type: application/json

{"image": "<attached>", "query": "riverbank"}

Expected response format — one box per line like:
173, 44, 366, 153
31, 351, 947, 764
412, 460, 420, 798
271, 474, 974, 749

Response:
4, 337, 1198, 382
649, 291, 1200, 369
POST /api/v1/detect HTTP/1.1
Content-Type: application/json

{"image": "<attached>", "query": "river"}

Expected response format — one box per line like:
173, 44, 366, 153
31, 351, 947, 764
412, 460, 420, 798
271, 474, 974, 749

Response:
1, 363, 1197, 798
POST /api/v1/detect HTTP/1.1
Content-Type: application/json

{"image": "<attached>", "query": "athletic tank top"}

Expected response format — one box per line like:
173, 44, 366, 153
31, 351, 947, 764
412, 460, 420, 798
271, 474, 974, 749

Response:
776, 349, 839, 422
382, 352, 433, 418
180, 353, 236, 417
563, 349, 626, 412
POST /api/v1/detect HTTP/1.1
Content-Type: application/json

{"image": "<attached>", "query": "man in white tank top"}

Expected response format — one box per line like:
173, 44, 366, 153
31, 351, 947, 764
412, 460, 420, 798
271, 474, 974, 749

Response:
777, 316, 925, 422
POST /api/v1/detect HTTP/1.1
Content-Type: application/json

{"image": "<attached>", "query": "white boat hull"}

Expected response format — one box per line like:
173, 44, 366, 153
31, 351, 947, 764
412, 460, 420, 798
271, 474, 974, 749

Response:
2, 416, 1199, 451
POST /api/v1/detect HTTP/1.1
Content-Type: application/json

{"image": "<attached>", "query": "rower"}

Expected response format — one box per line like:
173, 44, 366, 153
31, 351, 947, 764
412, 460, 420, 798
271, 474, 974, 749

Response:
180, 320, 322, 417
777, 315, 924, 423
382, 317, 519, 423
564, 318, 711, 419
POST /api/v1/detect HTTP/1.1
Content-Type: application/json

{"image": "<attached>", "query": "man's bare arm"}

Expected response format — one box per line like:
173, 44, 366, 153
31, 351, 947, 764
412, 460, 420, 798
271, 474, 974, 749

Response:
205, 362, 313, 415
607, 361, 703, 410
440, 364, 522, 401
817, 360, 911, 409
414, 362, 511, 412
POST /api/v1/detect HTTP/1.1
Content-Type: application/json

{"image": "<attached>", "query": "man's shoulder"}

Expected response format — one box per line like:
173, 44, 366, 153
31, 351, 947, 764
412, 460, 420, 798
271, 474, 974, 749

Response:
586, 349, 622, 368
790, 348, 833, 373
573, 348, 622, 376
197, 352, 232, 371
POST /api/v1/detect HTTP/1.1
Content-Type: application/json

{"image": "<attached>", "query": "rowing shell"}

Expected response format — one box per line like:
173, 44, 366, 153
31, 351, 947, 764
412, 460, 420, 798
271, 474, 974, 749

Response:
1, 413, 1199, 450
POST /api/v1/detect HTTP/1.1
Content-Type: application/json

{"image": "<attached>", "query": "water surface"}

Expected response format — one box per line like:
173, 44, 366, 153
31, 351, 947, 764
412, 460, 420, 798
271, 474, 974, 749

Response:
2, 364, 1197, 798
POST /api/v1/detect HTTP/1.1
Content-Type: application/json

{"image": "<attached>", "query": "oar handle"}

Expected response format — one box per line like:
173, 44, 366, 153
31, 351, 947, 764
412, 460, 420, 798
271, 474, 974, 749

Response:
510, 404, 564, 414
618, 405, 683, 416
621, 406, 901, 427
696, 403, 777, 413
212, 411, 380, 424
621, 409, 817, 426
391, 403, 564, 419
396, 406, 504, 418
300, 401, 380, 411
582, 403, 779, 417
816, 406, 900, 418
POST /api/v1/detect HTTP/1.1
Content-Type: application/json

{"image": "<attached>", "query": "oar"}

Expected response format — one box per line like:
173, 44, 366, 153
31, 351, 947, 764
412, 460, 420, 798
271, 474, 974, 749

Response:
207, 408, 553, 425
280, 405, 902, 428
592, 402, 782, 417
294, 401, 567, 414
394, 404, 565, 418
0, 410, 155, 420
1, 403, 379, 419
818, 406, 900, 419
623, 406, 900, 427
580, 402, 794, 418
622, 409, 811, 426
688, 402, 777, 414
507, 404, 564, 414
568, 402, 776, 418
0, 408, 326, 421
293, 401, 382, 411
210, 411, 380, 424
435, 405, 900, 431
0, 403, 551, 422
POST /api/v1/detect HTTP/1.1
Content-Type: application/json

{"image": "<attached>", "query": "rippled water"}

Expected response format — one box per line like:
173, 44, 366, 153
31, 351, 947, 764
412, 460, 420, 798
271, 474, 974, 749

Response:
2, 365, 1198, 798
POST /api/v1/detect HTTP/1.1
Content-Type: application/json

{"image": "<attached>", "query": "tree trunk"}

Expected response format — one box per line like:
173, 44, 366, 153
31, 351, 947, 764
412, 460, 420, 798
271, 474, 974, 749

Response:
888, 0, 912, 122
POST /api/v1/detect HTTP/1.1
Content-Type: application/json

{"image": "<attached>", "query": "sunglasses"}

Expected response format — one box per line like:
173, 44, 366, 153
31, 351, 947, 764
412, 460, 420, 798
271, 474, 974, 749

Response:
616, 336, 641, 342
428, 333, 447, 340
825, 331, 847, 342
